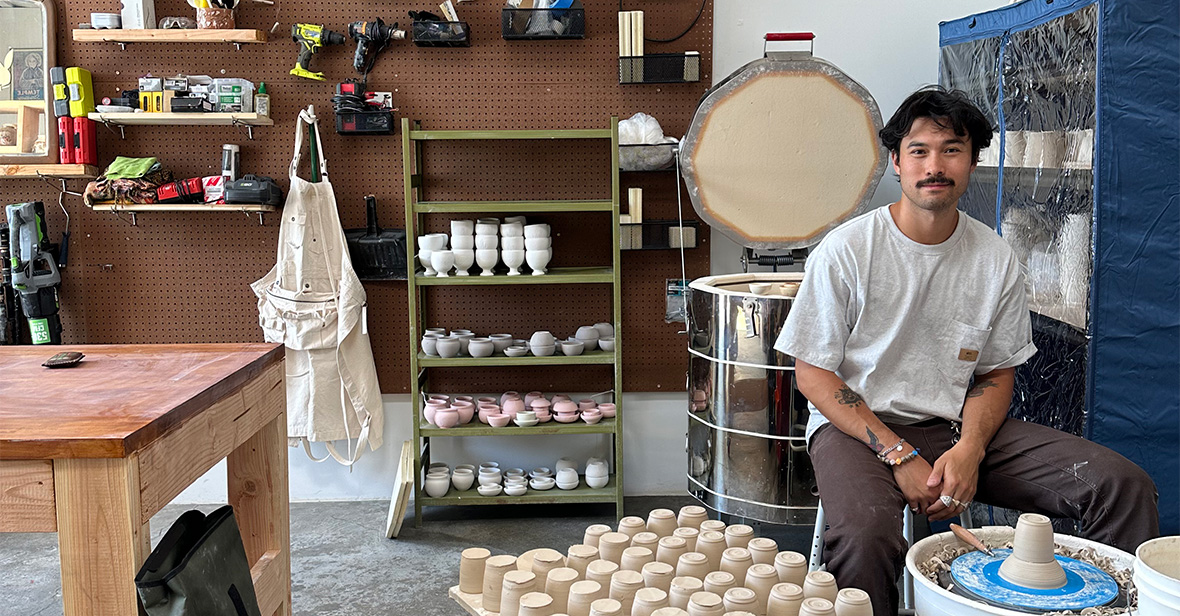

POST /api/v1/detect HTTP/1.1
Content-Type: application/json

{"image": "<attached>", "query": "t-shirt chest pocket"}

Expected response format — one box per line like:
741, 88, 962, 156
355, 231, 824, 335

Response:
934, 318, 992, 387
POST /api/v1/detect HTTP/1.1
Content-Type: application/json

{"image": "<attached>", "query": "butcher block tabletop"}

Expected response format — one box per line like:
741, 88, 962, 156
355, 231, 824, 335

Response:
0, 343, 283, 460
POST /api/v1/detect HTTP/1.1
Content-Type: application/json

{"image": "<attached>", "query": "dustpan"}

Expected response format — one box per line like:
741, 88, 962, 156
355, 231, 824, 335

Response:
345, 195, 407, 280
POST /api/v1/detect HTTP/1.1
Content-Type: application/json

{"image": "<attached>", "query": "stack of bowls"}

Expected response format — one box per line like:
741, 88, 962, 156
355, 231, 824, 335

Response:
417, 233, 449, 276
475, 218, 499, 276
451, 220, 475, 276
425, 464, 451, 497
575, 325, 601, 351
556, 467, 580, 490
524, 223, 552, 275
504, 472, 529, 496
586, 459, 609, 488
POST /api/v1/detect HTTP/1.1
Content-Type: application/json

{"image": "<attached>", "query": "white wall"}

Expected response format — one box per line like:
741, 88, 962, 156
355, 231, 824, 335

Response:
709, 0, 1004, 272
177, 0, 1004, 504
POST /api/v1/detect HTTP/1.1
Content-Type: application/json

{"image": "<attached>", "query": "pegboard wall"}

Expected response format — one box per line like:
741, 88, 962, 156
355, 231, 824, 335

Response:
0, 0, 713, 392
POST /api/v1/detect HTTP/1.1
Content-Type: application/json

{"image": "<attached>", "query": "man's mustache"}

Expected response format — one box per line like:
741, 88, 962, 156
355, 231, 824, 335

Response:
917, 175, 955, 188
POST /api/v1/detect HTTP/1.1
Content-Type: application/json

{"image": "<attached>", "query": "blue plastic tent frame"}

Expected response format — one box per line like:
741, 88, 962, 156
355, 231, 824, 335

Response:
940, 0, 1180, 534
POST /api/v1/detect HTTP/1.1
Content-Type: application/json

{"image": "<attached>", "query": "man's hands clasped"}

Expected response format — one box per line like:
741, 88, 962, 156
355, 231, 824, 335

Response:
922, 442, 985, 521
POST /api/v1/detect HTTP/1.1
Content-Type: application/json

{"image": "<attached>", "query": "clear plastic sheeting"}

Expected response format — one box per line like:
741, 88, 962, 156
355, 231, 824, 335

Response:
940, 4, 1097, 436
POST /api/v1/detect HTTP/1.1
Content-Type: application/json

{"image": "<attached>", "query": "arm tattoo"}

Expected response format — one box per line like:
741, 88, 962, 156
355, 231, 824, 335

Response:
834, 385, 865, 408
865, 427, 886, 454
966, 378, 998, 399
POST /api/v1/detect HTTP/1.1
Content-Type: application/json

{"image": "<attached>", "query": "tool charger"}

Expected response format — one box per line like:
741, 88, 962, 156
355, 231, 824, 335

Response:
335, 110, 394, 135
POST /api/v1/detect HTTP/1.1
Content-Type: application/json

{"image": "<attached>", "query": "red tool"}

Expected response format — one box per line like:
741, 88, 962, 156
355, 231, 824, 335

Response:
57, 117, 73, 164
72, 118, 97, 166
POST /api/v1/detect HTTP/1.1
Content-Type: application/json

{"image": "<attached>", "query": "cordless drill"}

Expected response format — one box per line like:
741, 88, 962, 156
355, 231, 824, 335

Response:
6, 202, 62, 345
347, 18, 405, 79
291, 24, 346, 81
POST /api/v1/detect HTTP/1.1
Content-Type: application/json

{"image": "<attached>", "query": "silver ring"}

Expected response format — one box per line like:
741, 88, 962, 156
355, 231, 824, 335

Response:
940, 495, 954, 507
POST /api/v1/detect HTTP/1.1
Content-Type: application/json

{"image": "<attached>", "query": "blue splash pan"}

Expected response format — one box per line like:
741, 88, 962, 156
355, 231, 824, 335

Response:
950, 549, 1119, 612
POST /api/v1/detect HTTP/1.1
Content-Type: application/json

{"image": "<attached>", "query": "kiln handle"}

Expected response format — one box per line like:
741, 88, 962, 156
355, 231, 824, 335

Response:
764, 32, 815, 56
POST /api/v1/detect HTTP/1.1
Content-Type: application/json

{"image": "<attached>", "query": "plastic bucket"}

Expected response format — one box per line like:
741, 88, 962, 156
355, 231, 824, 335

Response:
905, 526, 1136, 616
1135, 536, 1180, 616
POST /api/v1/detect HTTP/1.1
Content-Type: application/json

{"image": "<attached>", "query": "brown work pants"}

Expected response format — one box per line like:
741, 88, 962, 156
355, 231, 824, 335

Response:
810, 417, 1159, 616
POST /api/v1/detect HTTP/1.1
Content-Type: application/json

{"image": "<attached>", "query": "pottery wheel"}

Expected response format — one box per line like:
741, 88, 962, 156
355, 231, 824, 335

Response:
949, 549, 1119, 612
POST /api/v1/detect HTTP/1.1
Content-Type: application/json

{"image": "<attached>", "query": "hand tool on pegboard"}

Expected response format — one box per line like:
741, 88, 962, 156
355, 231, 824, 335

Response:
345, 195, 407, 280
347, 18, 405, 85
6, 202, 63, 345
291, 24, 346, 81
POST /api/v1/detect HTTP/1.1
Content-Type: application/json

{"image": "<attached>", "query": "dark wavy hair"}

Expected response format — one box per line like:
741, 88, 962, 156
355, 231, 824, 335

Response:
879, 86, 994, 163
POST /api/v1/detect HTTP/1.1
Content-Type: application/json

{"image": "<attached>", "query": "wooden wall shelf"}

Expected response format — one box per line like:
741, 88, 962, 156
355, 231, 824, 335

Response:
0, 164, 99, 179
72, 29, 267, 49
88, 113, 273, 127
89, 202, 276, 213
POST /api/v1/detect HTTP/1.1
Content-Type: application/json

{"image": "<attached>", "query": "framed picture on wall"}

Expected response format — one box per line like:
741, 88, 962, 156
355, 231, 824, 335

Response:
8, 48, 44, 100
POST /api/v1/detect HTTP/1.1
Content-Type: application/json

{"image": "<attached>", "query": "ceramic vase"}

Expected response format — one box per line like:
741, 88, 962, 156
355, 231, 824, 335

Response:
677, 505, 709, 530
518, 591, 554, 616
567, 544, 599, 578
435, 337, 460, 359
483, 554, 520, 613
724, 524, 754, 548
421, 333, 444, 356
669, 577, 704, 610
453, 249, 475, 276
675, 552, 710, 579
686, 591, 725, 616
673, 527, 699, 552
798, 598, 835, 616
597, 533, 630, 565
586, 560, 620, 588
696, 531, 728, 572
774, 551, 808, 586
645, 508, 677, 537
503, 249, 525, 276
451, 468, 475, 491
620, 546, 654, 572
833, 588, 872, 616
431, 250, 455, 277
501, 570, 538, 616
476, 248, 499, 276
703, 571, 736, 596
459, 547, 491, 594
632, 587, 670, 616
747, 538, 778, 566
998, 513, 1067, 589
723, 588, 759, 614
802, 571, 838, 602
526, 249, 551, 275
641, 561, 675, 593
589, 598, 623, 616
545, 567, 579, 614
583, 524, 611, 548
767, 583, 804, 616
745, 564, 779, 615
568, 580, 605, 616
657, 536, 688, 567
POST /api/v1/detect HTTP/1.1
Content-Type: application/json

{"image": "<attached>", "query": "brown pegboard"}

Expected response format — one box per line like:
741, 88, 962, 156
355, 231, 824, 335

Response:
0, 0, 711, 392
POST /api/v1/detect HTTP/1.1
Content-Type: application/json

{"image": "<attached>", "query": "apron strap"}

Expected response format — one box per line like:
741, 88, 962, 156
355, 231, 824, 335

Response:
296, 418, 372, 467
290, 106, 329, 180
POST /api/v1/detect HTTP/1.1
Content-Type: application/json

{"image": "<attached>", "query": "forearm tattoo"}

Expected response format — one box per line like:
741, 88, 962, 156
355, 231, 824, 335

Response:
834, 385, 865, 408
966, 378, 998, 399
866, 427, 886, 454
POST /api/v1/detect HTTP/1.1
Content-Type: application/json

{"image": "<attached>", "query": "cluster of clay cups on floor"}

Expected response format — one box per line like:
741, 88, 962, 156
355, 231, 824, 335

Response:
457, 505, 875, 616
429, 457, 609, 498
423, 390, 617, 428
533, 321, 616, 357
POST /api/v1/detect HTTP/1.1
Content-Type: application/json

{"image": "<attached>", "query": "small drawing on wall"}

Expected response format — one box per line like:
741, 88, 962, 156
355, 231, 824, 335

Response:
7, 48, 44, 100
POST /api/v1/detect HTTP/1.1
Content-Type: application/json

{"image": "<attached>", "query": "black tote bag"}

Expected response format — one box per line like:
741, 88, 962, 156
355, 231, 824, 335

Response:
134, 505, 263, 616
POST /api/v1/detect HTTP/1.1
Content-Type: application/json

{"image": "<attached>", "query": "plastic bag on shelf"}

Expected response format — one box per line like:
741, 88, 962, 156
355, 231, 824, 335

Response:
618, 112, 678, 170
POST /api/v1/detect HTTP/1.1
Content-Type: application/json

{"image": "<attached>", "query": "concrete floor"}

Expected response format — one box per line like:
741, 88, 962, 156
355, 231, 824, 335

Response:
1, 497, 815, 616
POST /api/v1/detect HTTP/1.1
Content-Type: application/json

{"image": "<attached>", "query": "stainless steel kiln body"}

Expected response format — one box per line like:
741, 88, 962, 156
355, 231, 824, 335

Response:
686, 273, 817, 525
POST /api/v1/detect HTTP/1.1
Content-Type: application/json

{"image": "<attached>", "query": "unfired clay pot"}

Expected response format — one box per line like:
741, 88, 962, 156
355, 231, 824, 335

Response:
998, 512, 1067, 589
669, 577, 703, 610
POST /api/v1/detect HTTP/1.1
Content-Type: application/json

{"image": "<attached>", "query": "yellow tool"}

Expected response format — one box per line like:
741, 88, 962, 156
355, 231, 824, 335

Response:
291, 24, 345, 81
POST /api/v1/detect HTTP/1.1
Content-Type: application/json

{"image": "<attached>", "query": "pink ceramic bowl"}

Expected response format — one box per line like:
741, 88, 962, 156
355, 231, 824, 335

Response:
578, 399, 598, 411
478, 396, 498, 406
500, 391, 521, 406
553, 413, 579, 423
553, 400, 578, 414
478, 405, 499, 424
488, 413, 512, 428
581, 410, 602, 424
530, 399, 552, 413
434, 408, 460, 429
453, 401, 475, 424
503, 398, 526, 414
598, 403, 616, 418
535, 412, 552, 423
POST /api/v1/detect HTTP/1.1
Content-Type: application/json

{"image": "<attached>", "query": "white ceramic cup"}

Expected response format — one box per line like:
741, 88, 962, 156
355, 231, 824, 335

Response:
476, 234, 499, 249
451, 219, 475, 236
451, 234, 475, 250
502, 236, 525, 250
524, 223, 551, 238
501, 222, 524, 237
525, 237, 552, 251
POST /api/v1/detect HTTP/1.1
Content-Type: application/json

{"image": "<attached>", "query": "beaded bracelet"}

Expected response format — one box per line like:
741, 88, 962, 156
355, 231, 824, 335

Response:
884, 447, 921, 467
875, 438, 907, 463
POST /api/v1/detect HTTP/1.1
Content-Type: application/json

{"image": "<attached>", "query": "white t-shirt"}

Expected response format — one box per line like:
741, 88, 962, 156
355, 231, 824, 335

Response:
774, 205, 1037, 442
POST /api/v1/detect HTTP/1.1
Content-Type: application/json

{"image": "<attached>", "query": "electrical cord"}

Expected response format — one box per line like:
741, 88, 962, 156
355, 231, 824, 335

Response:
619, 0, 707, 43
331, 86, 369, 114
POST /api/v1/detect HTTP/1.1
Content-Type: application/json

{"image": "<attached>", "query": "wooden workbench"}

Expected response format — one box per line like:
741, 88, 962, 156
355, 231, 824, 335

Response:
0, 343, 290, 616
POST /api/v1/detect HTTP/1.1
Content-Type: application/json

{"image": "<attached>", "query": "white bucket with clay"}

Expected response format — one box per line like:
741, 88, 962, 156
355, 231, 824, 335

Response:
1135, 536, 1180, 616
905, 526, 1136, 616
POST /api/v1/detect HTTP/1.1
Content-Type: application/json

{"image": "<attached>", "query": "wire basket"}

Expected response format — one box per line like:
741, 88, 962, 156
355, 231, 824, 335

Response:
412, 21, 471, 47
619, 53, 701, 84
502, 2, 585, 40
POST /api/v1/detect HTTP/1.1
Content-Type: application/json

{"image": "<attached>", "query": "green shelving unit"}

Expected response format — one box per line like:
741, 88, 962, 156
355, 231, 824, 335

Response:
403, 117, 624, 526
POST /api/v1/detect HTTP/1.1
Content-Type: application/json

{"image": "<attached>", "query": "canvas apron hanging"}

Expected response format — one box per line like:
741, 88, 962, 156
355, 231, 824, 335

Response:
251, 107, 383, 465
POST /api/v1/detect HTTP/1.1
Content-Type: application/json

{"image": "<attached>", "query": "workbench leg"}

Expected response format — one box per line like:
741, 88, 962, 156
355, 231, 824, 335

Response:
54, 455, 148, 616
229, 411, 291, 616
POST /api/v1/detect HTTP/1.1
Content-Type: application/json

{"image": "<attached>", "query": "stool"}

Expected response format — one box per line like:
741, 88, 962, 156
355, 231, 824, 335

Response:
807, 501, 915, 611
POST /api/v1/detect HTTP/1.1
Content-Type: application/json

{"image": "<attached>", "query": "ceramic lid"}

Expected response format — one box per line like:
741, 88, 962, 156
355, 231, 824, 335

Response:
679, 52, 888, 250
